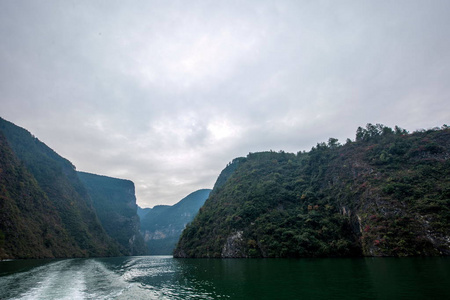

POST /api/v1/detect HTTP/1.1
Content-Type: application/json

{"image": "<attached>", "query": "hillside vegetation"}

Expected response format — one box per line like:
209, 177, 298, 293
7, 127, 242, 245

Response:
0, 117, 146, 259
174, 124, 450, 258
0, 133, 79, 258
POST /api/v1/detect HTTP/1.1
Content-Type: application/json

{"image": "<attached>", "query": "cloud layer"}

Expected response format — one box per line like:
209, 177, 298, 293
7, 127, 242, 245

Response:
1, 0, 449, 207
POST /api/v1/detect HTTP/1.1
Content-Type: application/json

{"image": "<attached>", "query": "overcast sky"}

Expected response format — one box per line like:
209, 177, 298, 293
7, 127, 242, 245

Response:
1, 1, 449, 208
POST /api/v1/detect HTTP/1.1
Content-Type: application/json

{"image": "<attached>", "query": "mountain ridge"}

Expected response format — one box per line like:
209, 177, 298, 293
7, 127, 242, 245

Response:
0, 117, 146, 259
174, 124, 450, 258
140, 189, 211, 255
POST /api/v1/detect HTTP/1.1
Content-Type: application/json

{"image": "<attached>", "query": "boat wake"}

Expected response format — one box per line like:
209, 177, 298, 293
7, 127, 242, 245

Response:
0, 259, 132, 300
0, 256, 222, 299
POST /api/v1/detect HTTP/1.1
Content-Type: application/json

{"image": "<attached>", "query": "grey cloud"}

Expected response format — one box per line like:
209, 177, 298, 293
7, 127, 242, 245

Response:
1, 0, 449, 207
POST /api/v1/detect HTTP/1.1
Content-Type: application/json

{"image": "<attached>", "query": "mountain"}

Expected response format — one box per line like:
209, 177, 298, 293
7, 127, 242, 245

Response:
0, 132, 78, 259
137, 206, 151, 220
174, 124, 450, 258
0, 117, 151, 259
140, 189, 211, 255
0, 117, 122, 259
77, 172, 148, 256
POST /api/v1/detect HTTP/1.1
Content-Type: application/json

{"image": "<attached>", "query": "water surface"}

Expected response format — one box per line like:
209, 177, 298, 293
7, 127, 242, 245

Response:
1, 256, 449, 299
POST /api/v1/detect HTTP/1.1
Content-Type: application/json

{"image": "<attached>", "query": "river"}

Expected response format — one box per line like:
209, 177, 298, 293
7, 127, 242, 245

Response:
0, 256, 449, 299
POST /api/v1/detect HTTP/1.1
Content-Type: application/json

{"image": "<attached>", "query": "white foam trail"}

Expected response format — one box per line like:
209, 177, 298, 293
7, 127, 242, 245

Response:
11, 260, 87, 300
0, 260, 67, 299
1, 256, 223, 299
82, 259, 132, 299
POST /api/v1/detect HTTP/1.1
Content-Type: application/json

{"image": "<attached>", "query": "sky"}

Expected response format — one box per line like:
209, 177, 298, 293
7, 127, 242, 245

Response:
1, 0, 449, 208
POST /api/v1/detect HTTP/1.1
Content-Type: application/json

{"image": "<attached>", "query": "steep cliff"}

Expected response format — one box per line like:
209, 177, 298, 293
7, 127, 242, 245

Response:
0, 117, 121, 258
174, 125, 450, 258
77, 172, 148, 256
140, 189, 211, 254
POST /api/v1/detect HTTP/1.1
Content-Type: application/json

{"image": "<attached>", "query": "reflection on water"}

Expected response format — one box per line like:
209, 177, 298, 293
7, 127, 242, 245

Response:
0, 256, 449, 299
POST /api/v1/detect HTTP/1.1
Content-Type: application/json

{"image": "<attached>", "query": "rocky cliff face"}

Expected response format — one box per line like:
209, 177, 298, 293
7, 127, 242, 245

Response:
77, 172, 148, 256
174, 125, 450, 258
221, 231, 246, 258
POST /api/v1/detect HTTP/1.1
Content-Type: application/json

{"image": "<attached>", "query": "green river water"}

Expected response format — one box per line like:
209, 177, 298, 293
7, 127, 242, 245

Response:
0, 256, 449, 299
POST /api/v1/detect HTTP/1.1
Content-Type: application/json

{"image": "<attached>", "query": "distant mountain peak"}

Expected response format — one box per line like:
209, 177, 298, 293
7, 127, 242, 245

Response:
140, 189, 211, 255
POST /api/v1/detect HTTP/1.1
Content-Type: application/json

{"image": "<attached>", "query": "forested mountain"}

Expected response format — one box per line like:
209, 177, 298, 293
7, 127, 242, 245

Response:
140, 189, 211, 254
0, 117, 146, 259
77, 172, 148, 256
0, 117, 121, 259
0, 133, 78, 259
174, 124, 450, 258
